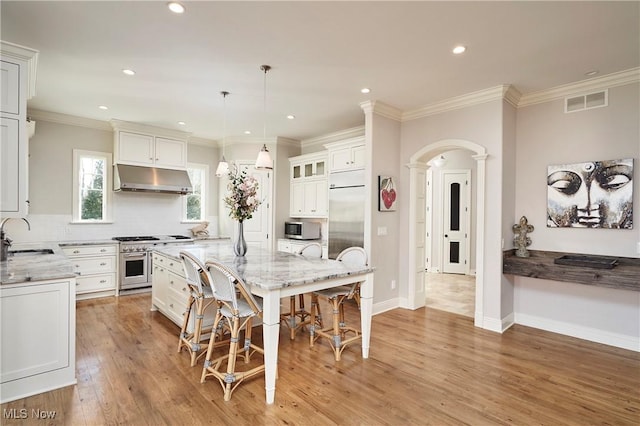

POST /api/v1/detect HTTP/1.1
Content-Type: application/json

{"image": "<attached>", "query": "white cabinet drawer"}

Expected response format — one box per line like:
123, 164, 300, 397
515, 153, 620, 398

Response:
153, 253, 183, 276
71, 256, 115, 276
63, 245, 117, 257
166, 293, 187, 325
167, 271, 189, 300
76, 274, 115, 293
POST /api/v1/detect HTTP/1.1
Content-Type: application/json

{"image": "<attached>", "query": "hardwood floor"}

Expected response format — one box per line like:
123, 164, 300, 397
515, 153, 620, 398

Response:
2, 293, 638, 425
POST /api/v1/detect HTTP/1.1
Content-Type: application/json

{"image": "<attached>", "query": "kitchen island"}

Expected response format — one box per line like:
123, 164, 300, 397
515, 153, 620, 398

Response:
152, 240, 375, 404
0, 243, 77, 403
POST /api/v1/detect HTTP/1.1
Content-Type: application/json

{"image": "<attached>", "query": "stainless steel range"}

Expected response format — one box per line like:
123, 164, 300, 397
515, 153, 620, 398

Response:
113, 235, 193, 292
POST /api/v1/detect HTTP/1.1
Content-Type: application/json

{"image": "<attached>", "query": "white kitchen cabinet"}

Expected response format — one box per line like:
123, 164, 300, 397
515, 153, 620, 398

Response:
289, 152, 328, 218
62, 244, 117, 300
325, 137, 365, 172
0, 42, 38, 217
277, 238, 328, 259
151, 251, 214, 332
115, 131, 187, 169
0, 278, 76, 403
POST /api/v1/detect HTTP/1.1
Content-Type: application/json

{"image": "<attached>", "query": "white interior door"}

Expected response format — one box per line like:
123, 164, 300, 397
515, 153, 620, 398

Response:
238, 163, 271, 252
442, 170, 470, 274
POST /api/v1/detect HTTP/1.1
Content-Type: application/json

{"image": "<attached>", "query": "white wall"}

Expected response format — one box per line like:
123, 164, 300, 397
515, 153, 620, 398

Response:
399, 100, 506, 328
368, 111, 402, 306
513, 82, 640, 350
12, 119, 221, 243
515, 83, 639, 257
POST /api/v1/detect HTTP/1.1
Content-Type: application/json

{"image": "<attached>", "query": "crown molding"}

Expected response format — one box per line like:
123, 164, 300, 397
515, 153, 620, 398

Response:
360, 100, 403, 121
402, 85, 509, 121
27, 109, 112, 131
301, 125, 365, 149
1, 41, 39, 99
503, 85, 522, 108
110, 119, 192, 140
518, 67, 640, 107
189, 136, 216, 147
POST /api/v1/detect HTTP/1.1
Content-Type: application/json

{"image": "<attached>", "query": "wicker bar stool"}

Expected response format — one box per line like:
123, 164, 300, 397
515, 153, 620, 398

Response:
309, 246, 367, 361
280, 242, 323, 340
200, 260, 264, 401
177, 251, 220, 367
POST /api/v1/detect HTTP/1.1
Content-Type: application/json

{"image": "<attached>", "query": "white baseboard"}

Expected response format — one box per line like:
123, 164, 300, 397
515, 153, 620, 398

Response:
515, 312, 640, 352
373, 298, 401, 315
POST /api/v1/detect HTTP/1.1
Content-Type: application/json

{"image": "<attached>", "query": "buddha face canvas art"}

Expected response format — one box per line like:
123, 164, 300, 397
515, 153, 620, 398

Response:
547, 158, 633, 229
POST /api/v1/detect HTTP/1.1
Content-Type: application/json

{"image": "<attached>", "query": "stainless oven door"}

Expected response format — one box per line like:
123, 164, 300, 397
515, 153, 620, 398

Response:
120, 251, 149, 289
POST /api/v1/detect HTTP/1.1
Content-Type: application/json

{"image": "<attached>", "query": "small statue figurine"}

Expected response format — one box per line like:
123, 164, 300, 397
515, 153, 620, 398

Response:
512, 216, 534, 258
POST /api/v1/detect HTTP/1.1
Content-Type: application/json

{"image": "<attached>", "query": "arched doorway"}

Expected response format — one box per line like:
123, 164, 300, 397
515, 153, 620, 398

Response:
406, 139, 487, 327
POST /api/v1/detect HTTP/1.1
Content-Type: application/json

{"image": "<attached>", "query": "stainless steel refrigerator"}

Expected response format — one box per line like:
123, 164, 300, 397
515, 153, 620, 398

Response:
328, 169, 365, 259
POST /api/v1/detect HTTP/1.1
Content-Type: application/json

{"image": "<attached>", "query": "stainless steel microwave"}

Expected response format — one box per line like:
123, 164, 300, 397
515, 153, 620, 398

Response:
284, 221, 321, 240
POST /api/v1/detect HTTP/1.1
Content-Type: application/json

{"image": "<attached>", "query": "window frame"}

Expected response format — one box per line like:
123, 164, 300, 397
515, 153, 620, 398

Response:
72, 149, 113, 223
182, 162, 209, 223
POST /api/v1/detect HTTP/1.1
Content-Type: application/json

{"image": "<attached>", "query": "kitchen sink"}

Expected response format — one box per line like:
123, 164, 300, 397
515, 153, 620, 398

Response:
8, 248, 55, 257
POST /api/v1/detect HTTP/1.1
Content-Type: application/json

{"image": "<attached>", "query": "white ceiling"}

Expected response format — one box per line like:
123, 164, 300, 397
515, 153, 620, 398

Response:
2, 1, 638, 143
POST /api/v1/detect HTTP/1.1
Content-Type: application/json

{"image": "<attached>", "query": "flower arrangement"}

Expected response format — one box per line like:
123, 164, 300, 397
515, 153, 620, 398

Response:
224, 167, 261, 222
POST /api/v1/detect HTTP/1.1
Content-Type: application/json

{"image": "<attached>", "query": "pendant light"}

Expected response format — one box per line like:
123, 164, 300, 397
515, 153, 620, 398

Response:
255, 64, 273, 170
215, 91, 230, 177
432, 155, 447, 168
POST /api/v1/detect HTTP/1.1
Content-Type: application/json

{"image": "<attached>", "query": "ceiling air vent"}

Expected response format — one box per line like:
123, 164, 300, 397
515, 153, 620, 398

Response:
565, 89, 608, 113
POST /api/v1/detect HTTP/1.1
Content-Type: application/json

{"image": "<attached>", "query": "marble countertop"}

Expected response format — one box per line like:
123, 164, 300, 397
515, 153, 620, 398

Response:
153, 240, 374, 291
1, 242, 76, 285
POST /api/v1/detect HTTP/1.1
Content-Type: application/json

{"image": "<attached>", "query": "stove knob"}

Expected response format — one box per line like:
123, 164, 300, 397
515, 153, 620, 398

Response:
123, 247, 130, 252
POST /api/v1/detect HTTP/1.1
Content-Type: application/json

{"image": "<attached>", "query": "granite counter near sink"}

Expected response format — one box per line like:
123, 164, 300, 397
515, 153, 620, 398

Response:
0, 242, 76, 285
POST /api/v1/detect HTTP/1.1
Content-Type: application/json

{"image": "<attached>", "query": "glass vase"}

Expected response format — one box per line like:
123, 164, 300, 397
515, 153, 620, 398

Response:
233, 220, 247, 256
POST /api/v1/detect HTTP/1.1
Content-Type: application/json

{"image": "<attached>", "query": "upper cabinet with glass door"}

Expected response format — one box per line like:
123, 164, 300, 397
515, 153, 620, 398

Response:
291, 152, 327, 180
289, 152, 328, 218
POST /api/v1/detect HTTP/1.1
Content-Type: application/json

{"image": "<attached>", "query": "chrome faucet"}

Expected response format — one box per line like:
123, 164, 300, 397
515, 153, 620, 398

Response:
1, 217, 31, 261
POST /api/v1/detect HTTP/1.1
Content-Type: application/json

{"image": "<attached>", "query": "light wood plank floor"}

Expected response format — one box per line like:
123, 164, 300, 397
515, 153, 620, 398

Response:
2, 293, 638, 425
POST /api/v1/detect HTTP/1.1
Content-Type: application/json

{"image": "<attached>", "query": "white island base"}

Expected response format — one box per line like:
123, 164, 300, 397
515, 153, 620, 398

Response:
1, 278, 77, 403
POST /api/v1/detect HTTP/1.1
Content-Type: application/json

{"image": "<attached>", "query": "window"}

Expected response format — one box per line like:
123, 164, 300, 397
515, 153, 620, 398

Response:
72, 150, 112, 223
184, 163, 209, 222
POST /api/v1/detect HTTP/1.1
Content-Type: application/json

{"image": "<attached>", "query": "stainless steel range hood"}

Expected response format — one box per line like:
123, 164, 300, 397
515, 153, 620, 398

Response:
114, 164, 192, 194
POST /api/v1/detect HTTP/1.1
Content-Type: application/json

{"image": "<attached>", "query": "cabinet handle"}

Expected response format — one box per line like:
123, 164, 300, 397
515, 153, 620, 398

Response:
75, 265, 80, 268
73, 250, 80, 254
100, 249, 106, 252
170, 303, 174, 308
169, 262, 174, 267
149, 157, 153, 160
100, 262, 107, 266
155, 158, 159, 161
100, 280, 106, 284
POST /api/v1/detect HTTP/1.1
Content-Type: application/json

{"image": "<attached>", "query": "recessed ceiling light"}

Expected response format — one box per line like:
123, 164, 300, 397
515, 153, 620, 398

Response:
98, 105, 108, 110
244, 130, 252, 135
177, 121, 186, 126
122, 69, 136, 76
361, 88, 371, 94
167, 2, 185, 14
452, 45, 466, 55
585, 70, 599, 77
287, 114, 295, 120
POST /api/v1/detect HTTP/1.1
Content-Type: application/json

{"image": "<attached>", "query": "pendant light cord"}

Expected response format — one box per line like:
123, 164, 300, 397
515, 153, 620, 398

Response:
261, 65, 271, 140
221, 91, 228, 157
